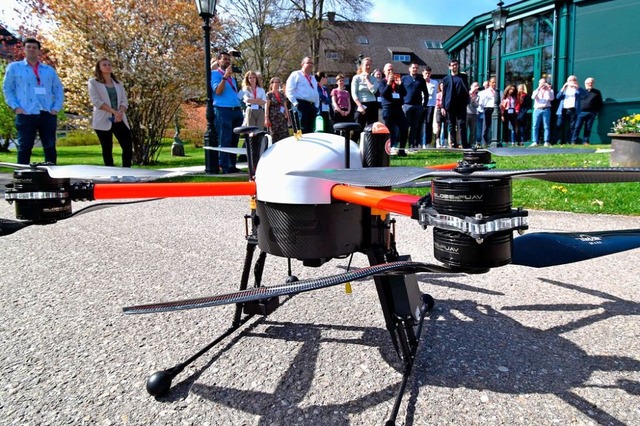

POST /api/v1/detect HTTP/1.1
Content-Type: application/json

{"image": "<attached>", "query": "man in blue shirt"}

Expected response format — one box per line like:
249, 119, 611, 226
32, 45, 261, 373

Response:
211, 51, 243, 174
3, 38, 64, 164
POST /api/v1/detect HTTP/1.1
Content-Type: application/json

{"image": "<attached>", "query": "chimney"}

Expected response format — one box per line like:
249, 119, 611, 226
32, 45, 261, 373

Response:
327, 12, 336, 22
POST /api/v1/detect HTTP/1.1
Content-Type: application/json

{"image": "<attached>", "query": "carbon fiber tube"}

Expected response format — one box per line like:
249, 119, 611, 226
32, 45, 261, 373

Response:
123, 261, 449, 315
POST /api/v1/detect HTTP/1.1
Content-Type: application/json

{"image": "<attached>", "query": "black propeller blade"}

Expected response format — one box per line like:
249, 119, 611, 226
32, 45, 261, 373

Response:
0, 199, 160, 237
423, 146, 598, 156
288, 167, 640, 187
1, 162, 186, 181
0, 218, 33, 237
512, 229, 640, 268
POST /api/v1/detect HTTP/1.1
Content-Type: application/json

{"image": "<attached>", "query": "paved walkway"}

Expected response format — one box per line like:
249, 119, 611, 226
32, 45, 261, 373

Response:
1, 195, 638, 425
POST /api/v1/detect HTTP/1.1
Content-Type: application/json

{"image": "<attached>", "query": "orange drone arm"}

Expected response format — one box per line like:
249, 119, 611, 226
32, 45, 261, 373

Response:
427, 163, 458, 170
331, 185, 420, 217
92, 182, 257, 200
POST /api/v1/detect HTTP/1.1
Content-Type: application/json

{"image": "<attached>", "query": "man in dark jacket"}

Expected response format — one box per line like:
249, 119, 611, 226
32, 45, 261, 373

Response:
401, 62, 428, 150
571, 77, 603, 145
441, 59, 470, 148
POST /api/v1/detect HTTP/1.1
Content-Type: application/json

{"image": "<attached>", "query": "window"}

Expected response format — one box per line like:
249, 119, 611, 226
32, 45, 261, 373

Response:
424, 40, 443, 49
393, 54, 411, 62
357, 36, 369, 45
326, 51, 340, 60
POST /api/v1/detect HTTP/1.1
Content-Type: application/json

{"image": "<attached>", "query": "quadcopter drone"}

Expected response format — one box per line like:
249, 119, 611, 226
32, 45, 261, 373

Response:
2, 122, 640, 426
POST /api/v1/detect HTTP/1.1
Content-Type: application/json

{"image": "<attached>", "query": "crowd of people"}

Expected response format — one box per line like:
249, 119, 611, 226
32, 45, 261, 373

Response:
239, 55, 603, 163
2, 39, 605, 173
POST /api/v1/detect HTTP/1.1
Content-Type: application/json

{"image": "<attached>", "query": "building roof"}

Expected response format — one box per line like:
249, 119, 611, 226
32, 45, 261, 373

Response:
317, 21, 461, 78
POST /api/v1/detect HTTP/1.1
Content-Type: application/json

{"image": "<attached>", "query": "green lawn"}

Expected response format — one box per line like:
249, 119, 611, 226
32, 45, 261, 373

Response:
1, 141, 638, 215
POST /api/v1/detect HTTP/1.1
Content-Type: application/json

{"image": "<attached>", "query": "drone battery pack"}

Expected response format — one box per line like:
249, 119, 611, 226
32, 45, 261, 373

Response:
243, 296, 280, 316
387, 255, 423, 321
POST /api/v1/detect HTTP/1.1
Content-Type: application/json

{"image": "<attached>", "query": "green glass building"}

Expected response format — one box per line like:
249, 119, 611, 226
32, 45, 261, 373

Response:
443, 0, 640, 143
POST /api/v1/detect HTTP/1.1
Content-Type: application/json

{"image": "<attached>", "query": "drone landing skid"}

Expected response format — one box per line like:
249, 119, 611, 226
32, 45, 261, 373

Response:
141, 244, 434, 426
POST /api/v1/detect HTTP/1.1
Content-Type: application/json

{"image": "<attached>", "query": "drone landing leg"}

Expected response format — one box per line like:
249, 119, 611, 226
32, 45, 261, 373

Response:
146, 237, 274, 397
366, 248, 435, 426
385, 295, 432, 426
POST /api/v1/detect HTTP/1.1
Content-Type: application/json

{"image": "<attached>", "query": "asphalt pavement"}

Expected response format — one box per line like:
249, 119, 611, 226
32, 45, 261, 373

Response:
0, 193, 639, 425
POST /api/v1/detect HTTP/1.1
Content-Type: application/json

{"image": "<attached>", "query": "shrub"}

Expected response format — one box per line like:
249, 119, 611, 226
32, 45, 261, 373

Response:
179, 101, 206, 148
57, 130, 100, 146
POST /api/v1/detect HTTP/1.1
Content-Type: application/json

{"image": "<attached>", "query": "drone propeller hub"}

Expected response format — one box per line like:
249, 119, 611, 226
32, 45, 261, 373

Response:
5, 168, 72, 223
461, 149, 492, 165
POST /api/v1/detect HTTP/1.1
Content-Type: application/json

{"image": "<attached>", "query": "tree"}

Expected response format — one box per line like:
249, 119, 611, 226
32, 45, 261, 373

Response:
0, 61, 17, 152
286, 0, 371, 67
221, 0, 300, 82
21, 0, 215, 164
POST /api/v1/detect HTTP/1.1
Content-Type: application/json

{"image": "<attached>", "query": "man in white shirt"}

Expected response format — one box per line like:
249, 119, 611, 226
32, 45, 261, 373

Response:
477, 77, 497, 146
422, 67, 437, 148
285, 57, 319, 134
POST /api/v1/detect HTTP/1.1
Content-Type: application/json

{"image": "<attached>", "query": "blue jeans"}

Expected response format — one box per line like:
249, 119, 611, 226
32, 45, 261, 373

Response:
15, 112, 58, 164
572, 111, 597, 143
531, 108, 551, 144
475, 113, 483, 144
555, 108, 577, 143
214, 106, 243, 172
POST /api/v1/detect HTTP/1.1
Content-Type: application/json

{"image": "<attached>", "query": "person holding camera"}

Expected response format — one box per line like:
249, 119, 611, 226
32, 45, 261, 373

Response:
554, 75, 586, 144
88, 57, 133, 167
211, 51, 243, 174
285, 57, 319, 134
379, 63, 408, 156
529, 78, 554, 147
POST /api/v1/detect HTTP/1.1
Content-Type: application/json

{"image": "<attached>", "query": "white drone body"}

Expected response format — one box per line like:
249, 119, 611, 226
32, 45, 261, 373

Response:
254, 133, 363, 205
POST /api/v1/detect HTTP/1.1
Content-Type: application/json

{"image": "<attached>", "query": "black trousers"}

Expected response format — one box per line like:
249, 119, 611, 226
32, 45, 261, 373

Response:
95, 121, 133, 167
446, 107, 469, 148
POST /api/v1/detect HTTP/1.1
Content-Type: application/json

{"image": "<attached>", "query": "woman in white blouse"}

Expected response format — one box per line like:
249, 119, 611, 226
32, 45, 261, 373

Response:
88, 58, 133, 167
242, 71, 267, 130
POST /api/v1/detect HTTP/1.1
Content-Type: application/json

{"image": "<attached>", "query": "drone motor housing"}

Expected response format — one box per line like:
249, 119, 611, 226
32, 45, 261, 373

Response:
5, 167, 73, 223
431, 177, 514, 270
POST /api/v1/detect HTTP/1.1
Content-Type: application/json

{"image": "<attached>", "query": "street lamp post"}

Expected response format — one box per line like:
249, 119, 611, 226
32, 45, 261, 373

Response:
195, 0, 218, 174
490, 1, 509, 147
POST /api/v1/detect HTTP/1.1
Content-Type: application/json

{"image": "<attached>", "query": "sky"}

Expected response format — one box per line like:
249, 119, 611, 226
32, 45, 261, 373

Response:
368, 0, 503, 26
1, 0, 503, 31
